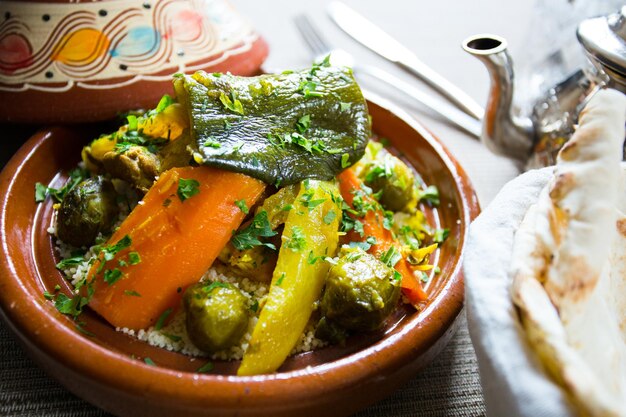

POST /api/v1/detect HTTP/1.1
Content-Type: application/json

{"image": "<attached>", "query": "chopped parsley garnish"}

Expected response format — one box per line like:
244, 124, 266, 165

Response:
249, 299, 259, 313
341, 153, 351, 168
276, 272, 286, 286
203, 139, 222, 148
417, 185, 440, 206
299, 80, 325, 98
348, 236, 377, 251
100, 235, 132, 262
123, 290, 142, 297
281, 204, 293, 212
103, 268, 123, 285
128, 252, 141, 265
75, 323, 95, 337
295, 114, 311, 133
231, 210, 277, 251
55, 256, 85, 270
155, 308, 172, 330
419, 271, 430, 283
197, 362, 214, 373
154, 94, 174, 113
234, 199, 249, 214
353, 220, 364, 237
35, 182, 47, 203
285, 226, 306, 251
380, 246, 402, 268
177, 178, 200, 202
52, 289, 92, 318
35, 167, 89, 203
203, 281, 229, 293
219, 91, 244, 115
127, 114, 138, 131
144, 357, 156, 366
43, 291, 54, 300
340, 102, 351, 111
307, 251, 323, 265
433, 228, 450, 244
224, 119, 232, 129
323, 210, 337, 225
383, 211, 394, 230
163, 333, 182, 342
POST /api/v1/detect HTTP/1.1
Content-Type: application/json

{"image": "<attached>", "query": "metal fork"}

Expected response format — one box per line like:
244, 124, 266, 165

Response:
294, 14, 481, 138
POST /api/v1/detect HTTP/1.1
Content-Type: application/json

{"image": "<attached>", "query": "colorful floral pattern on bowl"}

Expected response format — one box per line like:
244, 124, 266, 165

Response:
0, 0, 269, 123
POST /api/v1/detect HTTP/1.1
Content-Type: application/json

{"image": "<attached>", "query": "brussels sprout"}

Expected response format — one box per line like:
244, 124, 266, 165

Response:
361, 148, 416, 212
56, 176, 119, 247
183, 282, 250, 353
319, 247, 401, 332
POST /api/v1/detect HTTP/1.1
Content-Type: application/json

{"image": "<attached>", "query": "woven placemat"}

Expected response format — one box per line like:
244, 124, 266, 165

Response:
0, 312, 485, 417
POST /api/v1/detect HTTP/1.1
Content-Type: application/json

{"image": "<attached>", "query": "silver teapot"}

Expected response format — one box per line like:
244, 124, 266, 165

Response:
462, 6, 626, 167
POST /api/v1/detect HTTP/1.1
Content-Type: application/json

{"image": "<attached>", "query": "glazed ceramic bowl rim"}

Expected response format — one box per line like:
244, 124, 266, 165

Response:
0, 91, 479, 409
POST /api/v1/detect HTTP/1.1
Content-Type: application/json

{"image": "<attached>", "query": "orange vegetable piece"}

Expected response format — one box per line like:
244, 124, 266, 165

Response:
87, 166, 266, 330
337, 169, 428, 304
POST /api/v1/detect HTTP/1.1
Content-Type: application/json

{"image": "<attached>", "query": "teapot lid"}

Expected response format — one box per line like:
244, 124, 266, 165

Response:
577, 6, 626, 81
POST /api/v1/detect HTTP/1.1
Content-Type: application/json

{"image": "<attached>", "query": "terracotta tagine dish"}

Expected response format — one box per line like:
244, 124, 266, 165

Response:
0, 0, 268, 123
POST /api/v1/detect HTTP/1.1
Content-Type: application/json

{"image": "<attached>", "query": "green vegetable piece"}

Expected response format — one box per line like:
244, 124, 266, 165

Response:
183, 282, 249, 353
320, 247, 401, 332
174, 66, 370, 185
56, 176, 120, 247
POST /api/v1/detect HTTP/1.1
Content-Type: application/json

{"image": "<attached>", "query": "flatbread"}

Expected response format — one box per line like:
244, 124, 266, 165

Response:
510, 88, 626, 417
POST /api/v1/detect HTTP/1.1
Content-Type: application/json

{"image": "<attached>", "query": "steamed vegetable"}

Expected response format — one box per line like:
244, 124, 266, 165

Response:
173, 63, 370, 185
238, 180, 341, 375
56, 176, 119, 247
337, 169, 428, 304
358, 142, 416, 211
86, 166, 266, 330
319, 247, 401, 332
183, 282, 249, 352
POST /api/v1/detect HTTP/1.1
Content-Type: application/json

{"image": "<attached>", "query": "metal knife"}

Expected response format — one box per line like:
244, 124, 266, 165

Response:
327, 1, 485, 121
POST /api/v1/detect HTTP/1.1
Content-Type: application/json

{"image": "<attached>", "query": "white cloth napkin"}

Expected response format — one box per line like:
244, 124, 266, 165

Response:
463, 168, 578, 417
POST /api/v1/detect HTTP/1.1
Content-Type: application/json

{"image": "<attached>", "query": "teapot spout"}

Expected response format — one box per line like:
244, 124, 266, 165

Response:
462, 34, 535, 160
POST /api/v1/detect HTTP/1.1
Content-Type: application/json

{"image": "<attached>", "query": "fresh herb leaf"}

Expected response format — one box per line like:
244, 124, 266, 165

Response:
383, 211, 394, 230
197, 362, 214, 373
276, 272, 286, 286
75, 323, 95, 337
128, 252, 141, 265
353, 220, 364, 237
35, 183, 47, 203
126, 115, 138, 131
177, 178, 200, 202
144, 357, 156, 366
249, 299, 259, 313
155, 308, 172, 330
43, 291, 54, 300
203, 139, 222, 148
299, 80, 325, 98
433, 228, 449, 244
341, 153, 351, 168
203, 281, 229, 293
154, 94, 174, 113
101, 235, 132, 262
162, 333, 182, 342
234, 199, 249, 214
295, 114, 311, 133
340, 102, 351, 111
285, 226, 306, 251
417, 185, 440, 206
323, 210, 337, 225
281, 204, 293, 212
380, 246, 402, 268
224, 119, 232, 129
103, 268, 123, 285
124, 290, 142, 297
231, 210, 277, 250
56, 256, 85, 270
219, 91, 244, 115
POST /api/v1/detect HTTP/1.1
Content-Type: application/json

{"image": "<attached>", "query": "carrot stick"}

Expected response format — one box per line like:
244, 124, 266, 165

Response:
87, 166, 266, 330
337, 169, 428, 304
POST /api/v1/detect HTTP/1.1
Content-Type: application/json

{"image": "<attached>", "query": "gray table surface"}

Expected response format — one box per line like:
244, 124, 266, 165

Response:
0, 0, 531, 415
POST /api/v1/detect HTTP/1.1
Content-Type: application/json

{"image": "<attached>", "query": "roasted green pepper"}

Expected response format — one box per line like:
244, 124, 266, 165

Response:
174, 64, 370, 185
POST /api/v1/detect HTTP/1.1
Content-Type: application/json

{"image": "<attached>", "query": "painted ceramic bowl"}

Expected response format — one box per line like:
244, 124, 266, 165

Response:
0, 92, 479, 417
0, 0, 268, 123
